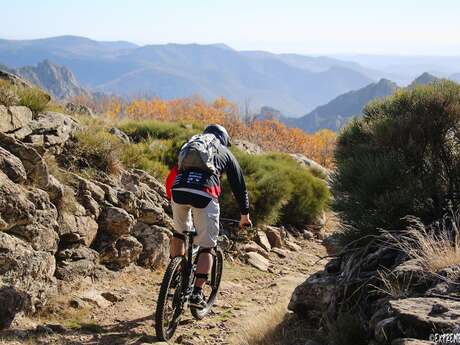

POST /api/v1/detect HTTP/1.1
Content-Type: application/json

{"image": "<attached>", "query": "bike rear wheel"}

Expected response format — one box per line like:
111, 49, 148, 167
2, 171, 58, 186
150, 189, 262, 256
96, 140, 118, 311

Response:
191, 247, 224, 320
155, 256, 186, 341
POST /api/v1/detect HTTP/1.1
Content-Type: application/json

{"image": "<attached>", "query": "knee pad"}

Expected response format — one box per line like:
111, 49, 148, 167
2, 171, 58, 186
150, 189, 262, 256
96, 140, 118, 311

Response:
197, 247, 216, 256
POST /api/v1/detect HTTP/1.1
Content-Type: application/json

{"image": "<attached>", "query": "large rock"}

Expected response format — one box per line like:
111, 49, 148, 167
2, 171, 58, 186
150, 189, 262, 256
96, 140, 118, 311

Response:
255, 231, 271, 252
55, 246, 101, 281
389, 297, 460, 338
0, 146, 27, 184
132, 222, 171, 269
289, 153, 330, 177
0, 171, 35, 230
240, 241, 270, 259
99, 235, 143, 270
288, 270, 337, 320
245, 252, 270, 272
7, 189, 59, 253
0, 132, 49, 188
99, 207, 134, 238
0, 232, 56, 328
65, 103, 94, 117
264, 226, 284, 248
58, 202, 98, 247
27, 111, 80, 149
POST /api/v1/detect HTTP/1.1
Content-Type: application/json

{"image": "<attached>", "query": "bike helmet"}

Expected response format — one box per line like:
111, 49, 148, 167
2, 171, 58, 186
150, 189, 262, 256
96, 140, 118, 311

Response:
203, 124, 231, 147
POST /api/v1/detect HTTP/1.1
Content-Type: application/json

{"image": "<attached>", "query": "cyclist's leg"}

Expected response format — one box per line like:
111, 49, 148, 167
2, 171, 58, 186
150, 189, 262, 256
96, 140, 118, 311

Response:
192, 198, 220, 288
170, 199, 192, 257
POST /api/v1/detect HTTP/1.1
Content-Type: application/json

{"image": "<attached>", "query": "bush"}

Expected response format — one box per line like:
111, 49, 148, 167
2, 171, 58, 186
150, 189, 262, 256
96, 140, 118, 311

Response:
220, 150, 330, 226
119, 119, 201, 142
333, 80, 460, 246
0, 80, 20, 107
17, 86, 50, 113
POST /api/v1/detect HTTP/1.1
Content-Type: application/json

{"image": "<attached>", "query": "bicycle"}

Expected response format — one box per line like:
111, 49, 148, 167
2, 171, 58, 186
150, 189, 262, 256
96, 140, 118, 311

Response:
154, 220, 240, 341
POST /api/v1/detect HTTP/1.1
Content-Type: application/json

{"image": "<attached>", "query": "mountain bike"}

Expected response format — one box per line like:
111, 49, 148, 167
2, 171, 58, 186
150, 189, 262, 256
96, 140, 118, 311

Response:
155, 220, 237, 341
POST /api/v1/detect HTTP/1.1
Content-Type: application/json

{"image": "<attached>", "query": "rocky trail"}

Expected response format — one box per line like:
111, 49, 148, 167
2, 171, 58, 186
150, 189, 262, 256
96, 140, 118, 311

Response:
0, 236, 329, 345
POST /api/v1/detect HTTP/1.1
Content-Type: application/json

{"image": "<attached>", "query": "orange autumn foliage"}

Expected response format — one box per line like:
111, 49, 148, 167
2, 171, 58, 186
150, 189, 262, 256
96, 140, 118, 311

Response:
97, 95, 336, 168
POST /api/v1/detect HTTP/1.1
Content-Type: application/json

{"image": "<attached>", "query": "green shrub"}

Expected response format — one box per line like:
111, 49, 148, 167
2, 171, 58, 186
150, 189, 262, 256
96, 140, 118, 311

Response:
17, 86, 50, 113
220, 150, 330, 226
333, 80, 460, 246
0, 80, 20, 107
119, 119, 201, 142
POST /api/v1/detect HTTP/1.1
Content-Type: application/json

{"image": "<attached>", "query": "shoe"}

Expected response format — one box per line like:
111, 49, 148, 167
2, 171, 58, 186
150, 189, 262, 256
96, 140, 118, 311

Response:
189, 291, 207, 309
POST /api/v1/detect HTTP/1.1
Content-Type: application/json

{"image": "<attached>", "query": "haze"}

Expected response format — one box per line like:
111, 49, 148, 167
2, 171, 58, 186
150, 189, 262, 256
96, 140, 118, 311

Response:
2, 0, 460, 55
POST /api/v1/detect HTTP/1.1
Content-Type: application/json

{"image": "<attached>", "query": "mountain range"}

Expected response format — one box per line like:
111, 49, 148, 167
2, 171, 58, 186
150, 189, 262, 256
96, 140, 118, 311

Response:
0, 35, 379, 115
281, 72, 442, 132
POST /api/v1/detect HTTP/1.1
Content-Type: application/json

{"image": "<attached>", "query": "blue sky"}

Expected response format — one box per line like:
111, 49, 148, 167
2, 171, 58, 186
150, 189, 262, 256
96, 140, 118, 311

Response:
1, 0, 459, 55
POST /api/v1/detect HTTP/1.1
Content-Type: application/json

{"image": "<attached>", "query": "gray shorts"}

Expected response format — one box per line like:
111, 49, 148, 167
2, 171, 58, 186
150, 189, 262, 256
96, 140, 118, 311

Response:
171, 197, 220, 248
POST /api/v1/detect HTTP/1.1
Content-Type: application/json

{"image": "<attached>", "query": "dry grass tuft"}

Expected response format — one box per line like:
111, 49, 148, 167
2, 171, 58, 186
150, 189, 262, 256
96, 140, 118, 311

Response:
230, 303, 317, 345
388, 215, 460, 276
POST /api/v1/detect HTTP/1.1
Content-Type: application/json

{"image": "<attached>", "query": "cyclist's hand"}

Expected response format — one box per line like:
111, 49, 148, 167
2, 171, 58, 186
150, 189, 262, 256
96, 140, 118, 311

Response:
239, 214, 252, 228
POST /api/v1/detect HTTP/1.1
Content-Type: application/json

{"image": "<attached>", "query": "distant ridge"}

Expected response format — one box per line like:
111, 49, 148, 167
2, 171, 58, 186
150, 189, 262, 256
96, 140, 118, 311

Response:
0, 35, 375, 115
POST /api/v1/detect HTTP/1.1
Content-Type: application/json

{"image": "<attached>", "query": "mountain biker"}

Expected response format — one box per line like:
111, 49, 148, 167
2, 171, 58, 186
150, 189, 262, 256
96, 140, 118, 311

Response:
165, 124, 251, 309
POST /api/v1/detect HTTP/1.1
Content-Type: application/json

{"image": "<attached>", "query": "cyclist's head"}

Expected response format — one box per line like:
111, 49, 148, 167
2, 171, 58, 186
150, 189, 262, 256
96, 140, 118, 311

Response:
203, 124, 231, 147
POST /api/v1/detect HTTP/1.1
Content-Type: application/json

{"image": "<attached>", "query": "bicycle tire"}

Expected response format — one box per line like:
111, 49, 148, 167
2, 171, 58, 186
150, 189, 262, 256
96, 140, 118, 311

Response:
155, 256, 186, 341
191, 247, 224, 320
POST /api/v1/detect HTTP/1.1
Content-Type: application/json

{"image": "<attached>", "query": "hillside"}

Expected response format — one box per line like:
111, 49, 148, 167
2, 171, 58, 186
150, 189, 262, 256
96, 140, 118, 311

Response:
0, 59, 89, 99
408, 71, 439, 87
0, 35, 375, 115
286, 78, 398, 132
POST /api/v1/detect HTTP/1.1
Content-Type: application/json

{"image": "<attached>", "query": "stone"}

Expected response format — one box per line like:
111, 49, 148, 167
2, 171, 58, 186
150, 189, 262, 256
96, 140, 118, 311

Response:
245, 252, 270, 272
240, 241, 270, 259
46, 175, 64, 204
389, 297, 460, 338
264, 226, 284, 248
28, 112, 80, 148
0, 105, 11, 132
0, 232, 56, 327
0, 132, 49, 189
132, 222, 171, 269
99, 207, 134, 238
0, 146, 27, 183
138, 201, 165, 225
0, 171, 35, 231
109, 127, 130, 143
256, 231, 271, 252
271, 247, 288, 258
285, 240, 302, 252
289, 153, 331, 178
374, 317, 402, 344
9, 106, 33, 132
80, 289, 112, 308
288, 270, 337, 319
93, 181, 119, 205
99, 235, 143, 269
101, 291, 124, 303
58, 207, 98, 247
7, 189, 59, 253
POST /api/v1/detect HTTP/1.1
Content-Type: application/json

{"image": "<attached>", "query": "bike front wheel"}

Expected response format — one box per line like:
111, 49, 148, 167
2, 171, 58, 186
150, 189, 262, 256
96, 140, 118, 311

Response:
155, 256, 186, 341
191, 247, 224, 320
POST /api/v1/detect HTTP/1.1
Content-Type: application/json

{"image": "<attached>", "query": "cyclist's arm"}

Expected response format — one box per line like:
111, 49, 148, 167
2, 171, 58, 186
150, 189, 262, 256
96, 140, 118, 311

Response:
225, 150, 250, 215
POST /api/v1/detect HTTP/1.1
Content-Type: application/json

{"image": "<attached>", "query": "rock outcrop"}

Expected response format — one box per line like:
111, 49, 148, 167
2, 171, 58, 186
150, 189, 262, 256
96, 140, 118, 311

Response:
0, 107, 173, 328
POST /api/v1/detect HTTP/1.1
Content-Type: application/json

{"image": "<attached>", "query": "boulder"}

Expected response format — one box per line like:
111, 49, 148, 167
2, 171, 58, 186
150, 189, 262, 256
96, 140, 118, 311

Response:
285, 240, 302, 252
389, 297, 460, 338
46, 175, 64, 205
7, 189, 59, 253
55, 246, 100, 281
9, 106, 33, 133
233, 139, 263, 155
255, 231, 271, 252
0, 171, 35, 230
0, 232, 56, 327
99, 235, 143, 270
58, 206, 98, 247
240, 241, 270, 259
0, 146, 27, 184
271, 247, 288, 258
0, 69, 34, 89
132, 222, 171, 269
264, 226, 284, 248
288, 270, 337, 320
245, 251, 270, 272
289, 153, 330, 178
0, 132, 49, 189
99, 206, 134, 238
27, 111, 80, 148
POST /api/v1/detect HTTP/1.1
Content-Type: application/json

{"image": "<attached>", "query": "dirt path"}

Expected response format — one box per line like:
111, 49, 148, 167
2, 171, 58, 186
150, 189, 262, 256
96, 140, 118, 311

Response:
0, 238, 328, 345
